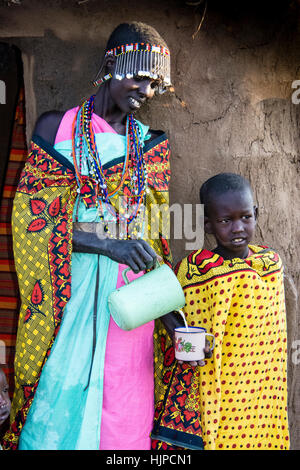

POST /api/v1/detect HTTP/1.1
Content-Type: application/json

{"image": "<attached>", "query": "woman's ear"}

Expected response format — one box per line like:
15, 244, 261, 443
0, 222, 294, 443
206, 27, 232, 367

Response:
93, 54, 116, 86
104, 54, 117, 74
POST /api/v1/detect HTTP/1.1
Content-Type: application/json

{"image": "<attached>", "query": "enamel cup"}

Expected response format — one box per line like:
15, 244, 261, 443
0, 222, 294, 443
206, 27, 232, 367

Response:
174, 326, 215, 362
108, 262, 186, 331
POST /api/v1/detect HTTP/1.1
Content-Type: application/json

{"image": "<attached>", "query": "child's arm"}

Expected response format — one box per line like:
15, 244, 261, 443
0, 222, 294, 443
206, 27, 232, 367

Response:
160, 310, 185, 340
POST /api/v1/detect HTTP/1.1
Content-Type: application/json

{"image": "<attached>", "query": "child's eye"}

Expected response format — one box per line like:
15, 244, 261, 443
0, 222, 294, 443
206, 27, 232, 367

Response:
219, 219, 229, 224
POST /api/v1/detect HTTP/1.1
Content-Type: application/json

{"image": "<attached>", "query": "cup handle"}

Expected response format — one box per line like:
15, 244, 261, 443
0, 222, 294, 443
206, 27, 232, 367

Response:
205, 333, 215, 351
121, 267, 131, 285
121, 259, 161, 285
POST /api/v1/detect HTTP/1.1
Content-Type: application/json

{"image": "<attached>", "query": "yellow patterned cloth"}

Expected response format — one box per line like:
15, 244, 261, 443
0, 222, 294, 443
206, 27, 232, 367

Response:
152, 245, 289, 450
3, 134, 174, 449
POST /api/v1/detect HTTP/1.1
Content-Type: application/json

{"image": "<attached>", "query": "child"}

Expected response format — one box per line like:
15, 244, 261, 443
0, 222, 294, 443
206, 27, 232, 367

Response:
0, 366, 11, 449
152, 173, 289, 450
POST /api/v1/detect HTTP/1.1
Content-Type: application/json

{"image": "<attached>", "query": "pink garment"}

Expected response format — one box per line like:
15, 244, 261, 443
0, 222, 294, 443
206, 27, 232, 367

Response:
55, 110, 154, 450
100, 265, 154, 450
54, 107, 117, 145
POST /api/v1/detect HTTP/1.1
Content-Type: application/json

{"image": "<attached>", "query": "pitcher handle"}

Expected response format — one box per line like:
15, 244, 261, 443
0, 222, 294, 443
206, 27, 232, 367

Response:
122, 258, 161, 285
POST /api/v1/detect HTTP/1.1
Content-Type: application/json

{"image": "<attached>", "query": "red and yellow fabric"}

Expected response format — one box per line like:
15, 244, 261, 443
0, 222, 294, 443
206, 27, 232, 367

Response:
0, 88, 27, 399
152, 246, 289, 450
2, 133, 174, 450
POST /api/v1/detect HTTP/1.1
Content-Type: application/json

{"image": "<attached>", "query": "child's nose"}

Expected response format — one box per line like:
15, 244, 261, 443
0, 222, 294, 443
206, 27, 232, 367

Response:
232, 220, 244, 232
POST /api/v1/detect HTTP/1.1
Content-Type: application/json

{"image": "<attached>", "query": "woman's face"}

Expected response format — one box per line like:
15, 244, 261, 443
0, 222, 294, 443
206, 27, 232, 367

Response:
108, 75, 160, 115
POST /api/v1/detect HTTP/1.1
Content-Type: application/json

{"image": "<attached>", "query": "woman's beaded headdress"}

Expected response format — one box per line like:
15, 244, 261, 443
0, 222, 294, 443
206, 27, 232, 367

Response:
93, 42, 171, 93
106, 42, 171, 93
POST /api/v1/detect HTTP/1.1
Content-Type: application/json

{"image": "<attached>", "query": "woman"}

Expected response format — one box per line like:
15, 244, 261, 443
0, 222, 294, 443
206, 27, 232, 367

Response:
3, 22, 177, 450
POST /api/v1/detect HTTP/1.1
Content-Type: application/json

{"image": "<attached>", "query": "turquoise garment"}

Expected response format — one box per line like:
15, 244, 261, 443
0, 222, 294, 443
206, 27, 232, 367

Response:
19, 124, 149, 450
55, 122, 149, 222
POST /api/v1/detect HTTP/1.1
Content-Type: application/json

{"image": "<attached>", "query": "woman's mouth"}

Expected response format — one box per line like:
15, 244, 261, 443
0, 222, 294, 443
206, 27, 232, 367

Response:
128, 97, 141, 110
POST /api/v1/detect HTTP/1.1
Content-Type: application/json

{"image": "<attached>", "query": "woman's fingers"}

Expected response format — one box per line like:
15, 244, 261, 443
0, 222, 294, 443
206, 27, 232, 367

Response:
131, 240, 158, 270
107, 239, 160, 273
137, 240, 158, 267
130, 252, 147, 273
124, 256, 140, 273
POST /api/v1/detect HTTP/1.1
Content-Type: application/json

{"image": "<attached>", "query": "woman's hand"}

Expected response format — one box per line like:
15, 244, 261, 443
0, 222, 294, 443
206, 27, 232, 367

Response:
72, 228, 158, 273
106, 238, 158, 273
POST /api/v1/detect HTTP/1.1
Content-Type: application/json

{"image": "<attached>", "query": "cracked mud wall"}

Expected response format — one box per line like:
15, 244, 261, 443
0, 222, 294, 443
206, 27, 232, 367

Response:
0, 0, 299, 448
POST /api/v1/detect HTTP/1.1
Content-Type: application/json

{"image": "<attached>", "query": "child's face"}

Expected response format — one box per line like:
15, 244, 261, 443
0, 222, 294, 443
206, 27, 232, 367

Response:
204, 189, 257, 259
0, 368, 11, 426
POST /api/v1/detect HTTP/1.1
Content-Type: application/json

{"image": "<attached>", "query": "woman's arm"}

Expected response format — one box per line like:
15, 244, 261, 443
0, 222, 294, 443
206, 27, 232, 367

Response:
33, 110, 65, 145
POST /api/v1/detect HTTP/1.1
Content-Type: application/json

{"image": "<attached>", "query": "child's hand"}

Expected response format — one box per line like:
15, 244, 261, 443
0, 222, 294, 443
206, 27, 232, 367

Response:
177, 339, 213, 367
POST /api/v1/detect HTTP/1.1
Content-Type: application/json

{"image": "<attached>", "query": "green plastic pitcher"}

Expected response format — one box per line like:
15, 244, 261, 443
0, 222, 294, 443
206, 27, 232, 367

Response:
108, 262, 185, 330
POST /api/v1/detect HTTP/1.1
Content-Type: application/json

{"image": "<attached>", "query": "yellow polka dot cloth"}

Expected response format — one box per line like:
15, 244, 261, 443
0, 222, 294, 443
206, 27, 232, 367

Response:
154, 246, 289, 450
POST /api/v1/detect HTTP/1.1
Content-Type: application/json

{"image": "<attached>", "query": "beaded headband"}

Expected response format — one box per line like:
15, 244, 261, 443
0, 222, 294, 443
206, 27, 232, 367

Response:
93, 42, 171, 94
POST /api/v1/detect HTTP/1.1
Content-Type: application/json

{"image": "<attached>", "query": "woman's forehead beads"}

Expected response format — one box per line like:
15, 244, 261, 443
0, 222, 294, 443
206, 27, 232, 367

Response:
94, 42, 171, 94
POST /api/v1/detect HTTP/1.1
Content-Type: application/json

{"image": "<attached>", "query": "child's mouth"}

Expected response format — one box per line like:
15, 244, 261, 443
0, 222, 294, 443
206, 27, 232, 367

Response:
231, 237, 246, 245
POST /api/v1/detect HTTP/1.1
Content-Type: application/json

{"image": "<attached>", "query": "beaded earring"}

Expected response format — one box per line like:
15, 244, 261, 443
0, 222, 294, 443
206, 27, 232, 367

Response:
92, 52, 115, 87
92, 72, 112, 87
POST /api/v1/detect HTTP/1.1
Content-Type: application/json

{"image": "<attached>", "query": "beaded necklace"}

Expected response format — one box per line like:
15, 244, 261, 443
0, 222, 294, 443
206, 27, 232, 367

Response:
72, 95, 148, 237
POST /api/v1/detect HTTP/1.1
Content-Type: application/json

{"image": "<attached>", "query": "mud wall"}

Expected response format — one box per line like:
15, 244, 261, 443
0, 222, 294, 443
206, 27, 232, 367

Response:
0, 0, 299, 449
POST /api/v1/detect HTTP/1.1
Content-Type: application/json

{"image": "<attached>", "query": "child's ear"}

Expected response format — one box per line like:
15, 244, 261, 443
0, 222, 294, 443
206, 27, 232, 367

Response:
204, 216, 214, 234
253, 205, 258, 220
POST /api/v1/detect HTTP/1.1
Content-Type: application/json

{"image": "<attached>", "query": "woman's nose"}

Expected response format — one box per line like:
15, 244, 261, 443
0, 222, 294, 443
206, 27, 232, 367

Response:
138, 80, 154, 99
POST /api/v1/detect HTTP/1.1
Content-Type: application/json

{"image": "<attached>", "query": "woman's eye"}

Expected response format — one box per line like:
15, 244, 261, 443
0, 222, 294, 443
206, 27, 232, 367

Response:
133, 75, 146, 84
151, 81, 159, 89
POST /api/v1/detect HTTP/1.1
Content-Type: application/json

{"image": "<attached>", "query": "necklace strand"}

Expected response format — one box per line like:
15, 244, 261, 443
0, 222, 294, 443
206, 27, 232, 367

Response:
72, 95, 148, 235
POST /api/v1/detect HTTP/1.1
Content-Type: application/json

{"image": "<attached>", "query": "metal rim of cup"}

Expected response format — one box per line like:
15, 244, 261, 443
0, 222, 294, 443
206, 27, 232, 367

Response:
174, 326, 207, 333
